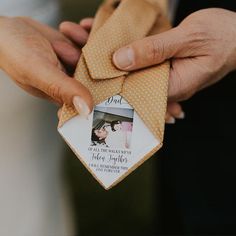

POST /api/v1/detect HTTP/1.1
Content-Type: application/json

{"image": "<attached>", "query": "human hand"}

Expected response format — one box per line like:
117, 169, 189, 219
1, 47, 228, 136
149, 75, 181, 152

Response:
0, 16, 93, 116
113, 8, 236, 102
59, 18, 94, 47
60, 18, 184, 123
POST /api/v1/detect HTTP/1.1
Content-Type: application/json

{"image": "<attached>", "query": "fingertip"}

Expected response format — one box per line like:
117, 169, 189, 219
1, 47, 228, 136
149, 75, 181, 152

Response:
167, 102, 185, 119
73, 96, 90, 117
57, 108, 62, 119
81, 87, 94, 114
64, 79, 94, 115
169, 102, 182, 115
80, 18, 94, 30
72, 90, 94, 117
165, 112, 176, 124
177, 111, 185, 119
113, 46, 135, 71
59, 21, 71, 32
59, 21, 89, 45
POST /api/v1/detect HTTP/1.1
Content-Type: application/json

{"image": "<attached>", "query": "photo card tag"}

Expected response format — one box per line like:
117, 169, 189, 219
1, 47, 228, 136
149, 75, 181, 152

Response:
58, 95, 161, 189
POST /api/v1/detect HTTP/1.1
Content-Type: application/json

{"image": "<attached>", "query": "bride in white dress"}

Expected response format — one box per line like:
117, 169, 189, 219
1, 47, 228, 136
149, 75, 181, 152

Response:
0, 1, 75, 235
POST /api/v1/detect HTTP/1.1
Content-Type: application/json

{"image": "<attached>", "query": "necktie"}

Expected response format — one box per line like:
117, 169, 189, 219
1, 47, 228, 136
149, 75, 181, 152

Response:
59, 0, 171, 189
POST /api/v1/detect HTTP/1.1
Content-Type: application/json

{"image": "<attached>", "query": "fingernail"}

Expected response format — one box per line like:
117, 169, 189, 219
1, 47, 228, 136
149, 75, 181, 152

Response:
73, 96, 90, 117
176, 111, 185, 119
166, 117, 176, 124
57, 109, 62, 119
113, 47, 134, 69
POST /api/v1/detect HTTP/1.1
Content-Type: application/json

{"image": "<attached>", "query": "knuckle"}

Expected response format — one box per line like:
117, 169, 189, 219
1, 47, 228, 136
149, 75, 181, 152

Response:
46, 82, 63, 104
180, 20, 210, 50
59, 21, 67, 31
146, 38, 164, 63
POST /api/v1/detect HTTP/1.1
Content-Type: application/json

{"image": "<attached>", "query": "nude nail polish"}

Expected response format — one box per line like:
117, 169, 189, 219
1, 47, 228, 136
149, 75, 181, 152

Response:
73, 96, 90, 118
166, 117, 176, 124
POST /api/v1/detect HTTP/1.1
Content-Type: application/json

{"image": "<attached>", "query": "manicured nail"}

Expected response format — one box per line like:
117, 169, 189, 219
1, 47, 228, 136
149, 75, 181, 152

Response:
166, 117, 176, 124
113, 47, 134, 69
73, 96, 90, 117
176, 111, 185, 119
57, 109, 62, 119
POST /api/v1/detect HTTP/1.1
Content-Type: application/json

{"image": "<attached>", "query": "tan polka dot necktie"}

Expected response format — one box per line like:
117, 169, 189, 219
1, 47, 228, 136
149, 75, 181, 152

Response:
59, 0, 171, 144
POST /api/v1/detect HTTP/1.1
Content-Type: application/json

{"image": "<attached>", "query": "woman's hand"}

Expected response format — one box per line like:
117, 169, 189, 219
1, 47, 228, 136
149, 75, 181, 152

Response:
112, 8, 236, 102
0, 16, 93, 116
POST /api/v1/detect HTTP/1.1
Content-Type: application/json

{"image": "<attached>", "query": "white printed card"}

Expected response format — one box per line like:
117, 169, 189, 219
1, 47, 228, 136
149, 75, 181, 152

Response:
58, 95, 160, 189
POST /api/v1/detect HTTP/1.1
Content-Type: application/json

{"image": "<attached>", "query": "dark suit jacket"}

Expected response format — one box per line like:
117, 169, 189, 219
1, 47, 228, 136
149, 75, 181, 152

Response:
157, 1, 236, 234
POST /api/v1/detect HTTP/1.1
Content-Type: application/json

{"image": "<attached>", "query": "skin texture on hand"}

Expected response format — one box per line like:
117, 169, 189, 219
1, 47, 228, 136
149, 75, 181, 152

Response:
0, 16, 93, 115
113, 8, 236, 102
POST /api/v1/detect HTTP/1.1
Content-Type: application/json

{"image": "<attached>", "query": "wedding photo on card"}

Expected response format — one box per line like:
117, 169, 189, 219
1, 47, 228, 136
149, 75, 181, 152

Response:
58, 95, 160, 189
87, 102, 135, 179
91, 106, 134, 149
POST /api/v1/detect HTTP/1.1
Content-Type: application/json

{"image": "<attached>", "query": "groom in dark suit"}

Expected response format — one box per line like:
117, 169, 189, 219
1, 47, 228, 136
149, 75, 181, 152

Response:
156, 0, 236, 234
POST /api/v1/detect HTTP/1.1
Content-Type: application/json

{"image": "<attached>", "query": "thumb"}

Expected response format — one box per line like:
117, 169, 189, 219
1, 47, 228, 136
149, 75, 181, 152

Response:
33, 65, 94, 116
113, 26, 185, 71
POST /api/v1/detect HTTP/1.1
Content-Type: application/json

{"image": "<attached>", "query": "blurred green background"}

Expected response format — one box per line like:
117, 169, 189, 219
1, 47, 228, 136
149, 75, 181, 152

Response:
60, 0, 102, 22
59, 1, 160, 235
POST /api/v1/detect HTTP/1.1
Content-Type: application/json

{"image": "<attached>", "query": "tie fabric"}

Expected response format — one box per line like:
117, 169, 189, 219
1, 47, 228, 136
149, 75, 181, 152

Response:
59, 0, 171, 189
59, 0, 171, 143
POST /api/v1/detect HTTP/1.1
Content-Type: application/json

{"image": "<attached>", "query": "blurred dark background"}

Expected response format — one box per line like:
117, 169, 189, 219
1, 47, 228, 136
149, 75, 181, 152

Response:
60, 0, 102, 22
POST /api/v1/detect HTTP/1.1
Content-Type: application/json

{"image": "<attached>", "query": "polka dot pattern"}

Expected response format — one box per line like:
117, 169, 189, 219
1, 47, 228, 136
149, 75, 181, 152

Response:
59, 0, 171, 142
121, 61, 169, 140
83, 0, 157, 80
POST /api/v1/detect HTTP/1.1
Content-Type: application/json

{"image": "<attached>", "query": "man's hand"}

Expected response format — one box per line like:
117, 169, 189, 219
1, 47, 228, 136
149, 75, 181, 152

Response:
0, 16, 93, 116
113, 8, 236, 102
